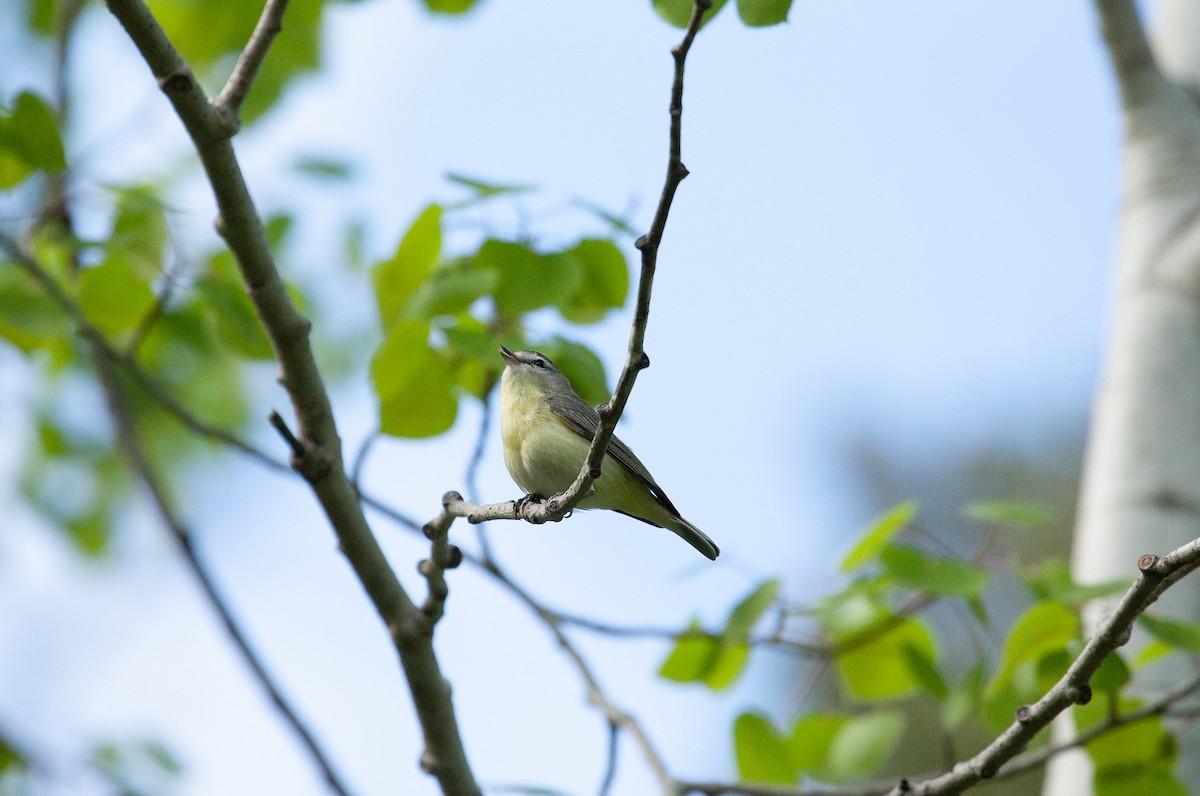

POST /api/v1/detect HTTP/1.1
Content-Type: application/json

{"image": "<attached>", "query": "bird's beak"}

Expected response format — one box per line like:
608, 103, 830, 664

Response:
499, 344, 519, 366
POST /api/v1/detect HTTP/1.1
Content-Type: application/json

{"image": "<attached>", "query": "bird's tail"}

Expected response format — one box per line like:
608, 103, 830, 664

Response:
666, 516, 720, 560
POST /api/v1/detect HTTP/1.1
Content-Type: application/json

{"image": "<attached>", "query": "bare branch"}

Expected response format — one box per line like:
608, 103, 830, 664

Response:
504, 0, 713, 525
96, 2, 481, 789
212, 0, 291, 129
418, 493, 465, 627
1093, 0, 1161, 108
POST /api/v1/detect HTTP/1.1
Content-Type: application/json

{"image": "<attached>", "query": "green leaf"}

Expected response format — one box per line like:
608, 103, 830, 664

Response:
556, 239, 629, 324
0, 265, 71, 352
294, 155, 354, 180
196, 256, 274, 359
484, 240, 582, 316
405, 265, 498, 320
825, 712, 904, 781
1132, 639, 1173, 668
424, 0, 479, 14
77, 258, 156, 334
445, 172, 534, 199
988, 601, 1078, 696
540, 338, 609, 406
830, 610, 936, 700
880, 544, 992, 598
737, 0, 791, 27
652, 0, 729, 28
726, 579, 779, 639
733, 713, 795, 785
704, 642, 749, 690
1078, 697, 1182, 796
943, 664, 985, 730
1138, 614, 1200, 652
658, 620, 719, 683
1091, 651, 1131, 694
964, 500, 1056, 527
1024, 559, 1131, 606
839, 500, 916, 572
571, 198, 638, 238
786, 714, 845, 775
371, 320, 458, 438
1, 91, 66, 172
109, 186, 168, 278
900, 640, 948, 700
373, 204, 443, 329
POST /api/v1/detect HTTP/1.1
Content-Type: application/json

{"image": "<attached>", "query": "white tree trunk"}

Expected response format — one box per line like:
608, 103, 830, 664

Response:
1043, 1, 1200, 793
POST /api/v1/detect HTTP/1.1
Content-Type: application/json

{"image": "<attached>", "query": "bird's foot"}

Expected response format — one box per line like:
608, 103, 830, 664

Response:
515, 492, 546, 518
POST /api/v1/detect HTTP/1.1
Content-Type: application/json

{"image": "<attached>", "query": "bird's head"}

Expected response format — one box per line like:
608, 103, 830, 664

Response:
499, 345, 573, 397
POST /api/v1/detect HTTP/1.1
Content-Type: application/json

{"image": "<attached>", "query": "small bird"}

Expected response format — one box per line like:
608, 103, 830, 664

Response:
498, 345, 719, 560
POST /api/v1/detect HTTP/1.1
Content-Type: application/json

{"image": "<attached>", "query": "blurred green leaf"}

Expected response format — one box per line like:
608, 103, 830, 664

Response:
964, 500, 1056, 527
109, 186, 168, 278
0, 91, 66, 175
373, 204, 443, 329
294, 155, 354, 180
704, 642, 749, 691
839, 500, 916, 572
0, 265, 72, 352
406, 264, 498, 320
652, 0, 728, 28
786, 713, 845, 776
424, 0, 479, 14
943, 664, 985, 730
1024, 560, 1131, 606
27, 0, 55, 35
1078, 697, 1182, 796
733, 713, 794, 784
445, 172, 534, 199
371, 320, 457, 437
658, 620, 718, 683
900, 640, 948, 700
835, 616, 935, 700
196, 255, 274, 360
77, 258, 156, 334
1132, 640, 1173, 668
880, 544, 992, 598
1138, 614, 1200, 652
726, 579, 779, 638
825, 712, 904, 781
988, 601, 1077, 696
484, 240, 582, 315
1091, 651, 1131, 694
556, 238, 628, 324
571, 198, 638, 238
737, 0, 790, 26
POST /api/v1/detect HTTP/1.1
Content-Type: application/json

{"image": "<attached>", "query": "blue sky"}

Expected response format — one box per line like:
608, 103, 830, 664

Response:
0, 0, 1129, 793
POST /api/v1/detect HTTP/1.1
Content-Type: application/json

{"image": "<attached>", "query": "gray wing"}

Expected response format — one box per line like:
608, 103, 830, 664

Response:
546, 393, 682, 517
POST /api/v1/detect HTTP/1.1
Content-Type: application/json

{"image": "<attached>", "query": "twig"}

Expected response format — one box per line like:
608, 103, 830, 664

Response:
495, 0, 713, 526
98, 3, 481, 790
465, 393, 496, 563
597, 721, 620, 796
93, 337, 353, 796
212, 0, 291, 129
419, 493, 465, 626
0, 232, 289, 474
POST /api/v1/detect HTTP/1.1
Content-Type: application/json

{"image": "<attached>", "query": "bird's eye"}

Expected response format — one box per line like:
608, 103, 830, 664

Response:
532, 359, 546, 369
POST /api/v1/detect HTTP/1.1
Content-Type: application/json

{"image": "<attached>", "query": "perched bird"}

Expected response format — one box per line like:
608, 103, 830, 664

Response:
498, 345, 719, 560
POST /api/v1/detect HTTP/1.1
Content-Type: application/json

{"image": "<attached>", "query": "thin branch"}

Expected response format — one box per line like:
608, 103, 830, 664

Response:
3, 234, 352, 795
0, 232, 289, 474
94, 341, 353, 796
465, 392, 496, 563
98, 3, 480, 790
675, 676, 1200, 796
598, 721, 620, 796
211, 0, 291, 129
487, 0, 713, 527
1093, 0, 1160, 108
418, 493, 465, 626
482, 556, 676, 795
